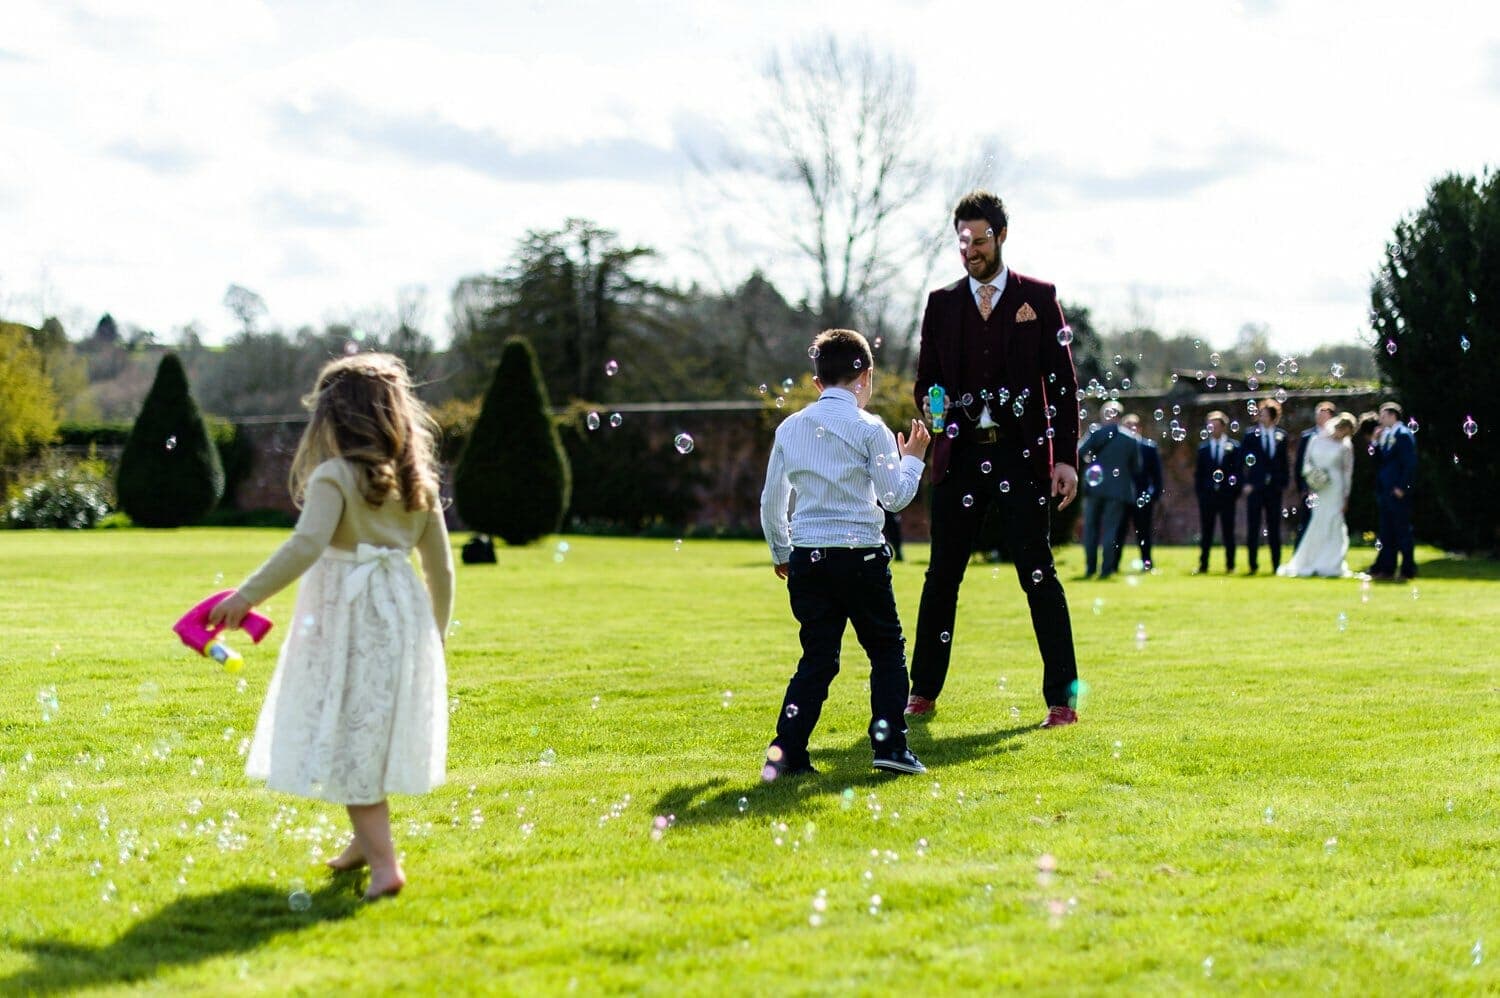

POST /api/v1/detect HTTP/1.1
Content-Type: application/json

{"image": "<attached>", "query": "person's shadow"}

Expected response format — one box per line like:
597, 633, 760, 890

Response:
652, 724, 1033, 830
1, 878, 362, 994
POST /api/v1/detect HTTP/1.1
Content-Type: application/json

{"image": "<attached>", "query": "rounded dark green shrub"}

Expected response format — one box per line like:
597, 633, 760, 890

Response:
454, 337, 571, 545
116, 353, 224, 527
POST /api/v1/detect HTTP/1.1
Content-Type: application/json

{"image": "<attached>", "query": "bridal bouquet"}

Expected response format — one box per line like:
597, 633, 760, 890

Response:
1305, 465, 1332, 491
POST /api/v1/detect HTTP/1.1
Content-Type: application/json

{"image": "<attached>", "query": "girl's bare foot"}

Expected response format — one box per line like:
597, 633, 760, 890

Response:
325, 841, 366, 872
364, 867, 405, 901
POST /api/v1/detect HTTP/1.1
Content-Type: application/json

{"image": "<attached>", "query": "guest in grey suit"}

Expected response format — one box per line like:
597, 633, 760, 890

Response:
1078, 402, 1142, 579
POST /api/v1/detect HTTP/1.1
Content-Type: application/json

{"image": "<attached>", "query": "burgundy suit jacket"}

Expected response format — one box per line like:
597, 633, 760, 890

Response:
913, 270, 1081, 485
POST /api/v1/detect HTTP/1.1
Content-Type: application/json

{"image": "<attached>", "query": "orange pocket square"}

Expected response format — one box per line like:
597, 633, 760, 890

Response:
1015, 303, 1037, 322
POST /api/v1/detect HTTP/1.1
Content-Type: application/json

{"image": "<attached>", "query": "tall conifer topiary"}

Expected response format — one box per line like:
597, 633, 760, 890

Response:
455, 336, 571, 545
117, 353, 224, 526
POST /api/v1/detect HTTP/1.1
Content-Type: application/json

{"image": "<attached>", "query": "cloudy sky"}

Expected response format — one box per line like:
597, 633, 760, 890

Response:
2, 0, 1497, 354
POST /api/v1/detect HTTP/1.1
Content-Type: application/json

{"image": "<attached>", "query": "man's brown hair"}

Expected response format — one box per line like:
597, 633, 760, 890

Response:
952, 190, 1008, 234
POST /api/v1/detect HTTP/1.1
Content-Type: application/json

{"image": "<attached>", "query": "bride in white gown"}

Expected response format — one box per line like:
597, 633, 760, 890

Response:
1279, 412, 1358, 578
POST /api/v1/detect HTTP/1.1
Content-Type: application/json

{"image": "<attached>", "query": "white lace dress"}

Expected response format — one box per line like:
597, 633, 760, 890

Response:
246, 544, 448, 804
1278, 433, 1354, 578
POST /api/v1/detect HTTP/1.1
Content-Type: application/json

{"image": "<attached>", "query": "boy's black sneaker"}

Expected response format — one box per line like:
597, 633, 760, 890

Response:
872, 748, 927, 775
762, 757, 818, 782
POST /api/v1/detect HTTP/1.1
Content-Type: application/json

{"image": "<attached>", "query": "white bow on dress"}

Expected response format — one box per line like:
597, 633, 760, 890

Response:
342, 544, 409, 602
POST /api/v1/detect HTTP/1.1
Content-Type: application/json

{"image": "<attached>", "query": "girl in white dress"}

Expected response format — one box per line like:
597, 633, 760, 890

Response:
209, 353, 454, 900
1278, 412, 1357, 578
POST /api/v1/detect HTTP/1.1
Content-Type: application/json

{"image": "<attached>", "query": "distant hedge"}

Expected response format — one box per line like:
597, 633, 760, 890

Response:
54, 419, 251, 508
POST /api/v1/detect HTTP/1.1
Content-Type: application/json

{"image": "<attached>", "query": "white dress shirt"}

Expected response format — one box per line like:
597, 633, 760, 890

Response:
968, 267, 1009, 309
760, 387, 925, 565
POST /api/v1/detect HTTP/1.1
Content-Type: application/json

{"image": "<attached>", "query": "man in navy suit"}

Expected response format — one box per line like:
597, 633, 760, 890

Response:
906, 189, 1083, 729
1195, 410, 1242, 574
1368, 401, 1418, 580
1293, 400, 1336, 547
1078, 401, 1141, 579
1117, 413, 1163, 570
1241, 399, 1290, 574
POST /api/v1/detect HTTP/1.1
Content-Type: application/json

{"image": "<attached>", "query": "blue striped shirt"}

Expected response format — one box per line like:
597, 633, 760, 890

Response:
760, 387, 925, 564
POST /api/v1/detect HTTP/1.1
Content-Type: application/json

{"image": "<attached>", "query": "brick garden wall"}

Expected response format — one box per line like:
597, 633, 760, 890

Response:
226, 388, 1385, 544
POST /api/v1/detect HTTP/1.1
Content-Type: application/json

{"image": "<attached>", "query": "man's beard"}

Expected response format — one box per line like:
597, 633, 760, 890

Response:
967, 252, 1001, 282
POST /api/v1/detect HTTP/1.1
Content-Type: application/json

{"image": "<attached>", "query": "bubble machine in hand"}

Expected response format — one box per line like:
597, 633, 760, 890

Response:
173, 591, 273, 673
928, 385, 948, 433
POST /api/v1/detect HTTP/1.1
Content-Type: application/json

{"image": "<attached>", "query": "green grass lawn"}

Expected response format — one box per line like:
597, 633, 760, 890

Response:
1, 530, 1496, 994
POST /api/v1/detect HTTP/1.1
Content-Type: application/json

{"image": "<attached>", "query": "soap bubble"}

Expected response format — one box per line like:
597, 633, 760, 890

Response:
1460, 335, 1471, 352
1385, 340, 1397, 355
962, 494, 974, 508
782, 378, 795, 393
1084, 465, 1104, 488
998, 481, 1011, 493
807, 346, 819, 360
604, 359, 619, 377
1462, 415, 1478, 439
872, 719, 890, 742
945, 423, 959, 439
608, 412, 623, 428
673, 433, 695, 455
165, 436, 178, 450
1330, 363, 1345, 378
586, 411, 600, 431
288, 888, 312, 912
1030, 569, 1044, 585
1057, 326, 1074, 346
784, 704, 800, 719
939, 631, 951, 643
980, 460, 992, 474
758, 383, 768, 395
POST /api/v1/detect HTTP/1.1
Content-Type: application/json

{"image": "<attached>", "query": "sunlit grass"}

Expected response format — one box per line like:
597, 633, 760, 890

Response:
1, 530, 1495, 993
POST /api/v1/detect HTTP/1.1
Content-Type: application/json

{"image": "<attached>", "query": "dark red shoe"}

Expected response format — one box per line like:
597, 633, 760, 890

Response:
1039, 705, 1078, 728
904, 695, 936, 718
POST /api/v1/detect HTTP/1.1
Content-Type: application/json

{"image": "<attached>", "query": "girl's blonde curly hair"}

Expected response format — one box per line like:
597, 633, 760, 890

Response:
289, 352, 440, 512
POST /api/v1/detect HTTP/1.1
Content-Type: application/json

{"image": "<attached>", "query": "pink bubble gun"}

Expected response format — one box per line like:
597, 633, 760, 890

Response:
173, 591, 273, 673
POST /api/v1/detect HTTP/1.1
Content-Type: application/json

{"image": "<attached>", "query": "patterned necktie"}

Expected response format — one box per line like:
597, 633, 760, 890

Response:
978, 284, 996, 320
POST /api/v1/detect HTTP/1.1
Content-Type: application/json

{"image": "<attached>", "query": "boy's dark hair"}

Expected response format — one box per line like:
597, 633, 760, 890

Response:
812, 329, 874, 386
1260, 400, 1281, 420
1379, 401, 1404, 418
953, 190, 1008, 233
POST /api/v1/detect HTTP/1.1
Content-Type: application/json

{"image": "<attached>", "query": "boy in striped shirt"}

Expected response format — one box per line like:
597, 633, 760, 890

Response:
760, 329, 931, 778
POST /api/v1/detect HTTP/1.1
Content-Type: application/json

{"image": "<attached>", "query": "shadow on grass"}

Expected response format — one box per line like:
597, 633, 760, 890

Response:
1394, 555, 1500, 581
1, 878, 363, 994
653, 724, 1033, 829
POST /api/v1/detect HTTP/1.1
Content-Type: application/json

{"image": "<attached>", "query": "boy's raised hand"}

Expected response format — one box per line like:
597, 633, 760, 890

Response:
897, 419, 931, 459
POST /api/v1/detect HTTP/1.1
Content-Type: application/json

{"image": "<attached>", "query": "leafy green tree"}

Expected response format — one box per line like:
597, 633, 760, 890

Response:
454, 337, 571, 545
1370, 169, 1499, 552
0, 322, 58, 466
116, 353, 224, 526
451, 220, 687, 403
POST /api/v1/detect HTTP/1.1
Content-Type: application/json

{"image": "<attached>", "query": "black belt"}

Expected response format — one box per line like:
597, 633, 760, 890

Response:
964, 426, 1007, 445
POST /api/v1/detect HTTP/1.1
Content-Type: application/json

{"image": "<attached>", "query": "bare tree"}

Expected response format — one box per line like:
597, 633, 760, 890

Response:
222, 284, 268, 336
762, 37, 933, 343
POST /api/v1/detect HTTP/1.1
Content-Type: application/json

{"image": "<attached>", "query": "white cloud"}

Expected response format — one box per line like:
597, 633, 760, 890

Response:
0, 0, 1495, 356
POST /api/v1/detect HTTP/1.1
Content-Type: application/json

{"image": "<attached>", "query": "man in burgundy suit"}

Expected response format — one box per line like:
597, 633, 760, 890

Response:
906, 190, 1083, 729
